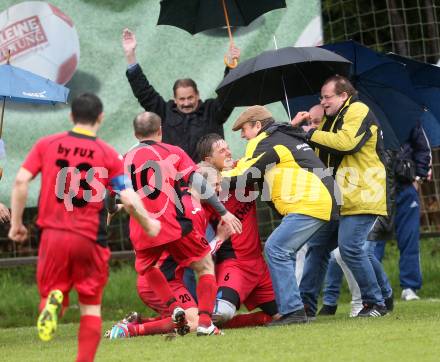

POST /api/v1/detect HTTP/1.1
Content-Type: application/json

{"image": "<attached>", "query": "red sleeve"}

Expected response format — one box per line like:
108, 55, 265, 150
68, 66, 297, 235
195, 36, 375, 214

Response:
176, 147, 197, 183
22, 139, 45, 176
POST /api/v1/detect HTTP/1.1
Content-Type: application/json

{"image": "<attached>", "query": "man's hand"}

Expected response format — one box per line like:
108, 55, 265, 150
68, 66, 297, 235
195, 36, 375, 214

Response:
0, 203, 10, 223
220, 211, 242, 234
122, 28, 137, 65
216, 220, 233, 241
224, 44, 241, 68
146, 218, 161, 237
8, 223, 28, 242
291, 111, 310, 127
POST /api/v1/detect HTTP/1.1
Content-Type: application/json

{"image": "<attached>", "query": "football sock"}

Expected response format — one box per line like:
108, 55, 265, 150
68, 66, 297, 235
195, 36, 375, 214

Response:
197, 274, 217, 327
128, 317, 174, 336
143, 268, 180, 312
222, 311, 272, 329
76, 315, 101, 362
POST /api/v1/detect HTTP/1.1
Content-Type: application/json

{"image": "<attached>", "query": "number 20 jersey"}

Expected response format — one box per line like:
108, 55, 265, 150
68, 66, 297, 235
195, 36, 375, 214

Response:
22, 130, 126, 245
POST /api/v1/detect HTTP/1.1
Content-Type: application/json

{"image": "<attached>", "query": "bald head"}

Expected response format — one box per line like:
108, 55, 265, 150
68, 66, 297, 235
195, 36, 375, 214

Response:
308, 104, 324, 128
133, 112, 162, 139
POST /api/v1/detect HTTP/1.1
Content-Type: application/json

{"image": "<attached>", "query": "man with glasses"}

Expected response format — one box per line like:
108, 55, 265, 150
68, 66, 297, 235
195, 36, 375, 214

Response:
291, 75, 389, 318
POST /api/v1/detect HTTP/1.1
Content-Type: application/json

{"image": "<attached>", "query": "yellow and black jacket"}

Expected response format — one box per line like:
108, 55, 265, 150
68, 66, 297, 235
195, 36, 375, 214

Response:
222, 124, 338, 221
308, 95, 387, 216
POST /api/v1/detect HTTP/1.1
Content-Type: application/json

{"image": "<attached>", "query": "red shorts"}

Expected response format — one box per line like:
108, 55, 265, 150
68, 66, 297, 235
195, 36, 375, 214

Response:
135, 210, 210, 275
136, 274, 197, 316
215, 256, 275, 311
37, 228, 110, 306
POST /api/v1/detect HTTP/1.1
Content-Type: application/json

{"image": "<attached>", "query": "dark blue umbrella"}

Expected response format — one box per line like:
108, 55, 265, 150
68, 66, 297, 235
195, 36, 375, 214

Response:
387, 53, 440, 146
285, 41, 435, 149
0, 63, 69, 158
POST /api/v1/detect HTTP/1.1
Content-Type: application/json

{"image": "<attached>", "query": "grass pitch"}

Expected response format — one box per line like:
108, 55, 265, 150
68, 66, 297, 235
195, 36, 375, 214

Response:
1, 300, 439, 362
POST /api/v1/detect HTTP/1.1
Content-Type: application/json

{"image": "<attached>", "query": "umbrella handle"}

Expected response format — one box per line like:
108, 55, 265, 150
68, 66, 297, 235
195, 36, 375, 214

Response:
222, 0, 239, 69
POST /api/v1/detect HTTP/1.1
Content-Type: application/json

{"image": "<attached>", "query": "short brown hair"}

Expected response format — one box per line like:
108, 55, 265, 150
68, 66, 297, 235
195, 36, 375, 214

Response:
196, 133, 223, 162
173, 78, 199, 96
133, 112, 161, 138
323, 75, 358, 97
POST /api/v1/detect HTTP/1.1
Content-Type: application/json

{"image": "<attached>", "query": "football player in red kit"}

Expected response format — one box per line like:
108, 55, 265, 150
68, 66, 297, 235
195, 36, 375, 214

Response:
8, 93, 160, 362
110, 111, 241, 337
196, 134, 281, 328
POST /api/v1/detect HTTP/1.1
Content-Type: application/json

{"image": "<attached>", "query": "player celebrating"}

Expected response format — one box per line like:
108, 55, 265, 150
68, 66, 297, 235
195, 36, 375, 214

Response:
8, 93, 160, 362
110, 111, 241, 337
196, 134, 281, 327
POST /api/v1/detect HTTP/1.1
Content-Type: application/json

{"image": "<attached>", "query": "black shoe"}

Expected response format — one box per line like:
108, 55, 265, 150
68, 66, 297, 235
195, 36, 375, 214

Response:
318, 304, 337, 316
267, 309, 308, 327
357, 304, 388, 317
385, 294, 394, 312
303, 304, 316, 321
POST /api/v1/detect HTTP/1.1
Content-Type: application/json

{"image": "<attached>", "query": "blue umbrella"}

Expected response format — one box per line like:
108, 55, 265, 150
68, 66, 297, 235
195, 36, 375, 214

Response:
387, 53, 440, 146
284, 41, 436, 149
0, 62, 69, 159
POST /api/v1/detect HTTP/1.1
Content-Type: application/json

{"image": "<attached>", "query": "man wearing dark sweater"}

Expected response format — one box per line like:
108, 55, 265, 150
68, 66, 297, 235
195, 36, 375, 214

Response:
122, 28, 240, 161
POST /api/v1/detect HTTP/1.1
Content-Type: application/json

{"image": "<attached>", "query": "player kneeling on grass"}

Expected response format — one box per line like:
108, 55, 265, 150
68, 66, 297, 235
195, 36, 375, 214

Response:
197, 134, 282, 328
8, 93, 160, 362
106, 111, 242, 337
105, 167, 233, 338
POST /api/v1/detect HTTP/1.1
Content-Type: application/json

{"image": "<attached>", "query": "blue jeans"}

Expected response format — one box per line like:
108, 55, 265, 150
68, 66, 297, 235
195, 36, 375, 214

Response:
365, 240, 392, 298
322, 240, 392, 306
322, 253, 343, 306
264, 213, 326, 316
301, 216, 385, 314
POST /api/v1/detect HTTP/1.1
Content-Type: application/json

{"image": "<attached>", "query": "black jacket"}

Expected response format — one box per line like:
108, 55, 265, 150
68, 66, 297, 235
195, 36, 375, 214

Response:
126, 64, 233, 161
397, 121, 431, 184
367, 149, 396, 241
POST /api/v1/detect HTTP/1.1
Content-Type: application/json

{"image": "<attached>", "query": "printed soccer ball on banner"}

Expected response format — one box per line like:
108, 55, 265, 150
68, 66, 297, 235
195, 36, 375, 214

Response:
0, 1, 80, 84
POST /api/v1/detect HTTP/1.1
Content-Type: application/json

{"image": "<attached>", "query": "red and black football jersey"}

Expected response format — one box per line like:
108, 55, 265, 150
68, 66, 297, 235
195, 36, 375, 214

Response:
125, 140, 198, 250
22, 128, 126, 245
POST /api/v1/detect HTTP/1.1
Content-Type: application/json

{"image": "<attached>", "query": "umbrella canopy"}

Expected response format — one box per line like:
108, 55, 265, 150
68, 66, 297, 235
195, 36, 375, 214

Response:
215, 46, 351, 108
387, 53, 440, 146
157, 0, 286, 35
318, 41, 432, 146
0, 63, 69, 158
0, 64, 69, 105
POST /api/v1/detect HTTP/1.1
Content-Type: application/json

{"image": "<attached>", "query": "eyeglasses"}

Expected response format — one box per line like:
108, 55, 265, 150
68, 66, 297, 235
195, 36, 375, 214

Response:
319, 94, 337, 101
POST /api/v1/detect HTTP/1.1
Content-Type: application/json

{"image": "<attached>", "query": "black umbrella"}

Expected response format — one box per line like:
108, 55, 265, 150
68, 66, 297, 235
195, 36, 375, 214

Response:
215, 46, 351, 115
157, 0, 286, 67
157, 0, 286, 35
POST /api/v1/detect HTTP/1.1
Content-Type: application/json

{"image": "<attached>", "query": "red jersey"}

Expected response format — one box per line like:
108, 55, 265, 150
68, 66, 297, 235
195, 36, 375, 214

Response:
22, 129, 126, 245
125, 141, 198, 250
215, 188, 262, 262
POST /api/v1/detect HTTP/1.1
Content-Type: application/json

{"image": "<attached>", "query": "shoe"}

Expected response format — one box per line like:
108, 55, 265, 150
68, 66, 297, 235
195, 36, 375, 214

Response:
267, 309, 308, 327
318, 304, 337, 316
37, 289, 63, 342
401, 288, 420, 301
172, 307, 190, 336
196, 323, 224, 336
304, 304, 316, 321
109, 323, 130, 339
349, 301, 363, 318
357, 304, 388, 317
385, 294, 394, 311
122, 311, 141, 324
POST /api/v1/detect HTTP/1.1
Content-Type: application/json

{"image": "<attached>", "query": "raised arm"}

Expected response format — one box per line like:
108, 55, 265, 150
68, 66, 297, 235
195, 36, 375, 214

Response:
122, 28, 168, 118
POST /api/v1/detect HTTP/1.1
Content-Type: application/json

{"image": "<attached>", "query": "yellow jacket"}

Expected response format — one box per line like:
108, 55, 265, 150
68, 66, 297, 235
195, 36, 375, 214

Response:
309, 96, 387, 216
222, 124, 338, 221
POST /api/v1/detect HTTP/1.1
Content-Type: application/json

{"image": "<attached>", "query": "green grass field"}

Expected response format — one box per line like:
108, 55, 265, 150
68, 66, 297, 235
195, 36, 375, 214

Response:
1, 301, 439, 362
1, 239, 439, 361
